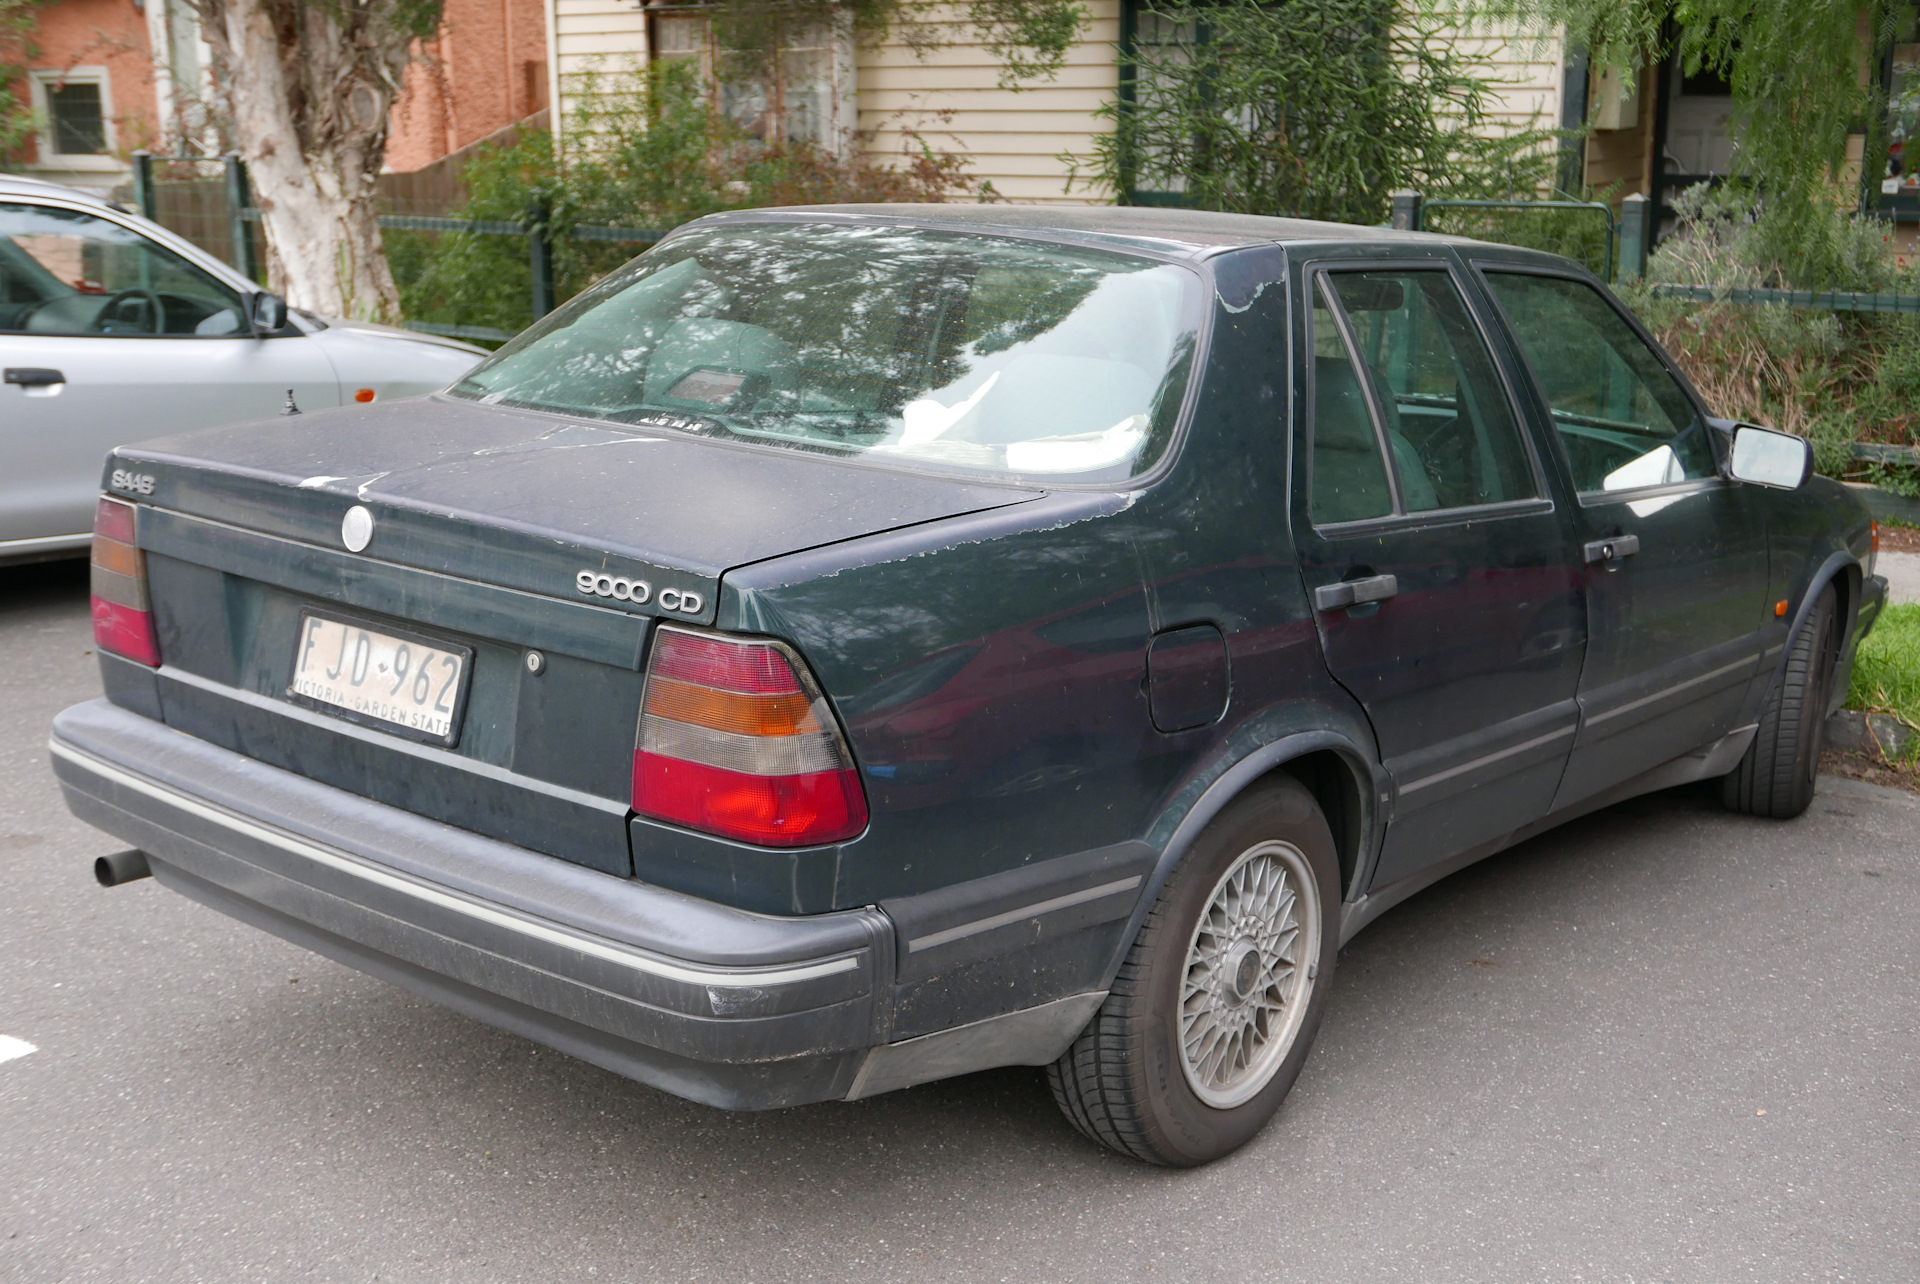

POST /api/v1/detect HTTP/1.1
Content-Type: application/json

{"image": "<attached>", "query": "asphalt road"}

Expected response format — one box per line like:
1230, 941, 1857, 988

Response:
3, 560, 1917, 1283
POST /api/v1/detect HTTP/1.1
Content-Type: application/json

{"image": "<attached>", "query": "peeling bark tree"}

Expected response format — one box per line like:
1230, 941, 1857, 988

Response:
188, 0, 440, 319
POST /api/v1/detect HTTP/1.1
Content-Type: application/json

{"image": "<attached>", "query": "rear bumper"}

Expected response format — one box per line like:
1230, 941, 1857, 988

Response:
50, 698, 894, 1109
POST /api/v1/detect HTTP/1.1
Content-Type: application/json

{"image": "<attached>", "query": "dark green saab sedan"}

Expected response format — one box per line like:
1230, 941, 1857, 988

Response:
53, 206, 1889, 1166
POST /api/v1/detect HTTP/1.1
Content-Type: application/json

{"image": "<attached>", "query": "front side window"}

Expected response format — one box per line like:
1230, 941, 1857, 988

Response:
0, 203, 247, 336
1482, 271, 1714, 493
451, 224, 1202, 481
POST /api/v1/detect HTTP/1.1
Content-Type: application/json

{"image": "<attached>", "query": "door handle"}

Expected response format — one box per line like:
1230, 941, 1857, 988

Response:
1583, 534, 1641, 564
1314, 574, 1399, 612
4, 367, 64, 387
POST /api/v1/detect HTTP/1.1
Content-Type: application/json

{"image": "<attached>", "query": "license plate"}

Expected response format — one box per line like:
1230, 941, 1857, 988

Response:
289, 614, 471, 744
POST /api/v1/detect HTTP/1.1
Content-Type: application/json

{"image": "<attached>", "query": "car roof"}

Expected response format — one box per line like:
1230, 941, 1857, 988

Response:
0, 174, 117, 206
693, 202, 1560, 263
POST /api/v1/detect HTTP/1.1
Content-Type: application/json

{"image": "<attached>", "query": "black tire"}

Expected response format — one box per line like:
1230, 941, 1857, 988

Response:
1045, 776, 1340, 1167
1722, 584, 1840, 819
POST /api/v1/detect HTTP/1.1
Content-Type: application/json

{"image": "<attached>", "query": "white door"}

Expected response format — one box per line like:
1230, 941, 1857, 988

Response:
0, 199, 338, 546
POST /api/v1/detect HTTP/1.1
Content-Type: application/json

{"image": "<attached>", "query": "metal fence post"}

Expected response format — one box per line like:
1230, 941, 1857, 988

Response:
1390, 190, 1424, 232
1618, 192, 1652, 282
528, 196, 555, 321
223, 152, 261, 283
131, 151, 156, 222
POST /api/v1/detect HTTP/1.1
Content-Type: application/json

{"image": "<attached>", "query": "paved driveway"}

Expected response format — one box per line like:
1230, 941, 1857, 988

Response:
3, 561, 1916, 1282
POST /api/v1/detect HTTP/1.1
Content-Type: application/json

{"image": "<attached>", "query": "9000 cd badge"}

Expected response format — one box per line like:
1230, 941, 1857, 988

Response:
575, 570, 704, 615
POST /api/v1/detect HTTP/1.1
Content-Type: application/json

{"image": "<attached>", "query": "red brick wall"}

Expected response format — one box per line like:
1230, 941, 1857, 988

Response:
8, 0, 161, 164
387, 0, 549, 174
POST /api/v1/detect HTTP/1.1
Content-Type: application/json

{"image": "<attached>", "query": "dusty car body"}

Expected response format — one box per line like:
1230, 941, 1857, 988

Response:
50, 206, 1888, 1165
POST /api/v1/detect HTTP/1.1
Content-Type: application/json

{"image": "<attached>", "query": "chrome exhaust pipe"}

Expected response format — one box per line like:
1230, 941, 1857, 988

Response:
95, 849, 152, 887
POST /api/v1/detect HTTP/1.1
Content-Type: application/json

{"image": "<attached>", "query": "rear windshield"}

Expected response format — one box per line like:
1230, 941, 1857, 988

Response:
447, 223, 1202, 482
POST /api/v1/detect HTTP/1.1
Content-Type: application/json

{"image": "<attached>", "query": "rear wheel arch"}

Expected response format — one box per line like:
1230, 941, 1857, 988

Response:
1119, 731, 1383, 993
1277, 749, 1370, 899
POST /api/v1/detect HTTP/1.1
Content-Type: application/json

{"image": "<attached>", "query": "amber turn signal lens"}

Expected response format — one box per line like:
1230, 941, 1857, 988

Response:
1775, 600, 1789, 617
354, 388, 376, 403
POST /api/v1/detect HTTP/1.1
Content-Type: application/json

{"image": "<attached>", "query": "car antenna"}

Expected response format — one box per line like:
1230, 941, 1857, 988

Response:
281, 389, 302, 416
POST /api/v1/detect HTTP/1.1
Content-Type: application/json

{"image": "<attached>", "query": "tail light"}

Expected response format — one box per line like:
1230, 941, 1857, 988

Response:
634, 625, 868, 847
90, 496, 160, 667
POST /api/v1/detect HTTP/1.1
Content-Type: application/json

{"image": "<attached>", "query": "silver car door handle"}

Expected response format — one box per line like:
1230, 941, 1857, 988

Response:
1583, 534, 1641, 564
1313, 574, 1399, 612
4, 367, 64, 387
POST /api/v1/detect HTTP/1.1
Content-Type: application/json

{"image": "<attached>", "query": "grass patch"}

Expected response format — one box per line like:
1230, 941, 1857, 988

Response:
1848, 602, 1920, 731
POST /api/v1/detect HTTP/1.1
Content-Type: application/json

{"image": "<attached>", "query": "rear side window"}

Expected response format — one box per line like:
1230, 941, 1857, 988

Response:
1481, 271, 1713, 493
1309, 283, 1396, 523
1309, 267, 1536, 524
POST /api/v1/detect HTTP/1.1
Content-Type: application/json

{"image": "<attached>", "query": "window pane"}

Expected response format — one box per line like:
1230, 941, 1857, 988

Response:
50, 82, 104, 155
1483, 272, 1713, 493
1327, 270, 1537, 512
1309, 284, 1394, 524
451, 223, 1200, 481
0, 203, 246, 336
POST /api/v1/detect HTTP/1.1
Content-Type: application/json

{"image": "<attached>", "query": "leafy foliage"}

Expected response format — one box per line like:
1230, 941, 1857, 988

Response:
394, 61, 991, 336
1457, 0, 1911, 288
1420, 193, 1620, 279
1074, 0, 1561, 223
0, 0, 43, 160
1609, 185, 1920, 486
705, 0, 1086, 90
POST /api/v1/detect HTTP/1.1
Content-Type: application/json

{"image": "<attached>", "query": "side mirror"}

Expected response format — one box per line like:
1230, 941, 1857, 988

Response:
1728, 422, 1813, 489
251, 292, 289, 334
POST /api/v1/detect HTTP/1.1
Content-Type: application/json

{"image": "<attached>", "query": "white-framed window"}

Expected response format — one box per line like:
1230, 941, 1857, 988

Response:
28, 67, 120, 168
644, 4, 855, 151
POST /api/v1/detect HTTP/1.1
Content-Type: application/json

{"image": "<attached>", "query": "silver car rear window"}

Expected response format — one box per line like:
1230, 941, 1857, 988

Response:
447, 223, 1202, 482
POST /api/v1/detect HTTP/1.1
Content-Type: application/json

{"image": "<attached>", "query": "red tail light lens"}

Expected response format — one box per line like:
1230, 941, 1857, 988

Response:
634, 626, 868, 847
90, 496, 160, 667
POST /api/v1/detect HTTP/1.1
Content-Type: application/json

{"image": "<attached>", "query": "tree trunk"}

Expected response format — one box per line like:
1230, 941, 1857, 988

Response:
190, 0, 428, 320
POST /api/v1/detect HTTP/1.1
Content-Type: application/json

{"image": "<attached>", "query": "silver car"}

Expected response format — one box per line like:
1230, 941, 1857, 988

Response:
0, 175, 485, 563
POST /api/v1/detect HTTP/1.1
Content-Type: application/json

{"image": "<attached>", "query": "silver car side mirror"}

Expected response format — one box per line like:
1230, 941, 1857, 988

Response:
251, 292, 289, 335
1728, 422, 1812, 489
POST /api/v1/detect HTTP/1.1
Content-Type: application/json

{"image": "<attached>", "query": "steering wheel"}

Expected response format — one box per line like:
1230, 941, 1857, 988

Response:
93, 288, 165, 335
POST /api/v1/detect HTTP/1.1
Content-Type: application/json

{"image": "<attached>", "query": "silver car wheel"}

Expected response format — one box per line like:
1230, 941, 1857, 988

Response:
1177, 838, 1321, 1109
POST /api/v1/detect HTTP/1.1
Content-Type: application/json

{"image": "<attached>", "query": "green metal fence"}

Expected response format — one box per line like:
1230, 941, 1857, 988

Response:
1389, 189, 1653, 284
130, 150, 664, 340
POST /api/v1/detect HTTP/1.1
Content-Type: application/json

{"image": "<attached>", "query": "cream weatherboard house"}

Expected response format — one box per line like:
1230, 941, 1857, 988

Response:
541, 0, 1583, 204
539, 2, 1920, 232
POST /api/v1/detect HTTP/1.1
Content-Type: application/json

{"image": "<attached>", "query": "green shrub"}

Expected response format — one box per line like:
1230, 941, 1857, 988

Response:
1070, 0, 1562, 223
395, 60, 990, 335
1602, 185, 1920, 478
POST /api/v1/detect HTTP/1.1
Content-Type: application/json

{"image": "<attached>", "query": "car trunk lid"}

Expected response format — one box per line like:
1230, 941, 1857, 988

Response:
110, 397, 1039, 627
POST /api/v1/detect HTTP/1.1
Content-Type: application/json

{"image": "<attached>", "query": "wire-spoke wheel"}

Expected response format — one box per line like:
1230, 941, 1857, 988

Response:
1047, 775, 1339, 1166
1178, 840, 1320, 1108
